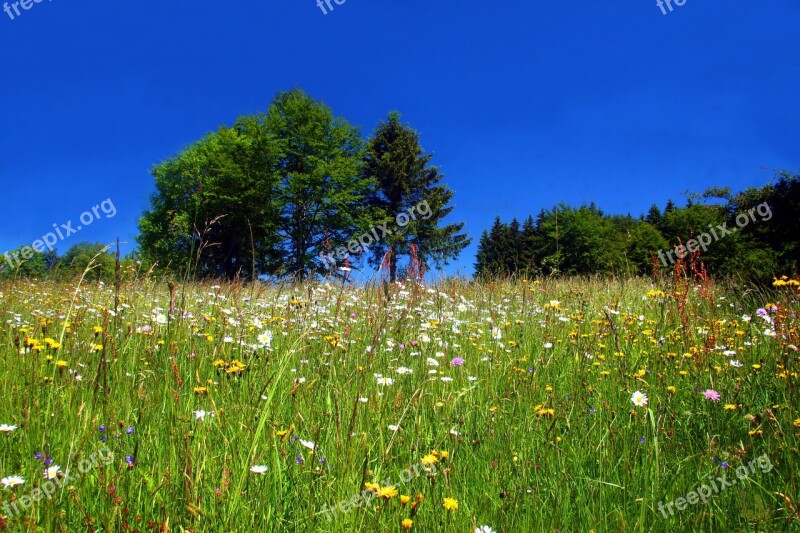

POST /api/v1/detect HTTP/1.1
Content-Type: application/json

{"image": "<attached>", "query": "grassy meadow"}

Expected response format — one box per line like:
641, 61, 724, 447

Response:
0, 273, 798, 532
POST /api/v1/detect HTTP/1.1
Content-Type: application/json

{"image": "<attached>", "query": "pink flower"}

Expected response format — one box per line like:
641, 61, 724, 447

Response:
451, 357, 465, 367
703, 389, 721, 401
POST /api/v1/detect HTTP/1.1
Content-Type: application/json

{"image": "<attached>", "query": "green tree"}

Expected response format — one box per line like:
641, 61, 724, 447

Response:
362, 112, 470, 282
0, 247, 56, 278
138, 88, 369, 280
138, 119, 281, 279
56, 242, 116, 281
266, 89, 371, 280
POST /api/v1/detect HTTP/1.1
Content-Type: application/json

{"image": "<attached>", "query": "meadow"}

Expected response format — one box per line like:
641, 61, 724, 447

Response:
0, 272, 798, 532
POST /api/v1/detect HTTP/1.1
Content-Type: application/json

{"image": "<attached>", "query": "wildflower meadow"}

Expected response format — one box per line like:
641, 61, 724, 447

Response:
0, 272, 798, 531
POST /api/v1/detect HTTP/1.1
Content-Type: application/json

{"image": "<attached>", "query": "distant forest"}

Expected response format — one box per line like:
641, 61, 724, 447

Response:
475, 171, 800, 281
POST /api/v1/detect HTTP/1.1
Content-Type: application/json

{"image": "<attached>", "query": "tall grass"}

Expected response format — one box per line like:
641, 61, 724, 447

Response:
0, 274, 797, 531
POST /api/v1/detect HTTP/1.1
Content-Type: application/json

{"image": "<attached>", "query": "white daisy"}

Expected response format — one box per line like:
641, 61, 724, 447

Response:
257, 331, 273, 347
250, 465, 268, 474
44, 465, 61, 480
630, 390, 648, 408
1, 476, 24, 488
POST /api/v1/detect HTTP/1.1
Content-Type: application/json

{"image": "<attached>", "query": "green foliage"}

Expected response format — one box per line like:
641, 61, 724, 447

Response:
138, 113, 283, 279
265, 89, 371, 280
476, 171, 800, 280
55, 242, 116, 281
362, 112, 470, 281
0, 247, 56, 279
138, 94, 470, 281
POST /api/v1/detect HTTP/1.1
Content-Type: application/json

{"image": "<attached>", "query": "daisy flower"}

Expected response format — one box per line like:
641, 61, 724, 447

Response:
377, 377, 394, 386
257, 331, 273, 347
1, 476, 24, 488
44, 465, 62, 480
476, 527, 496, 533
0, 424, 17, 433
630, 391, 648, 408
249, 465, 268, 474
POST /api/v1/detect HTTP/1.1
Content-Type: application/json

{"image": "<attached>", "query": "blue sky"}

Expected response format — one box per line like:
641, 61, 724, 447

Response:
1, 0, 798, 277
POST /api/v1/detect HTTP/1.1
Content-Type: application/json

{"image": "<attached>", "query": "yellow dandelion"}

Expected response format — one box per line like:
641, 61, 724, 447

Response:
401, 518, 413, 529
379, 485, 399, 499
724, 404, 737, 411
421, 454, 439, 467
442, 497, 458, 511
400, 495, 411, 505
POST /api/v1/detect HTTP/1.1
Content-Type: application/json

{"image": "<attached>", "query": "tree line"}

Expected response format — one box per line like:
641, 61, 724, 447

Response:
474, 171, 800, 280
1, 89, 471, 283
137, 89, 470, 281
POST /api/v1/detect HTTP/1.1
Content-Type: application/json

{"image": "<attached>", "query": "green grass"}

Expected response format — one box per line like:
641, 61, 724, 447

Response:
0, 275, 798, 532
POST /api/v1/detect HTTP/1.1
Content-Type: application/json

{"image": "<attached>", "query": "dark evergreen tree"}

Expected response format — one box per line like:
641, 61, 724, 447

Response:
363, 112, 470, 281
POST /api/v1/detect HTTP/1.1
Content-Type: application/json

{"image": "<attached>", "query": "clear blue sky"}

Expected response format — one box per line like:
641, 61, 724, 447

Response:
1, 0, 798, 277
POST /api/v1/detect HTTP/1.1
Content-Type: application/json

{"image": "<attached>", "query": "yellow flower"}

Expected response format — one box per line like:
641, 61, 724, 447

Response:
752, 364, 761, 370
439, 450, 449, 460
193, 387, 208, 395
401, 518, 413, 529
400, 495, 411, 505
793, 418, 800, 429
378, 485, 398, 499
724, 404, 737, 411
421, 454, 438, 467
442, 497, 459, 511
667, 386, 677, 393
55, 360, 68, 368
